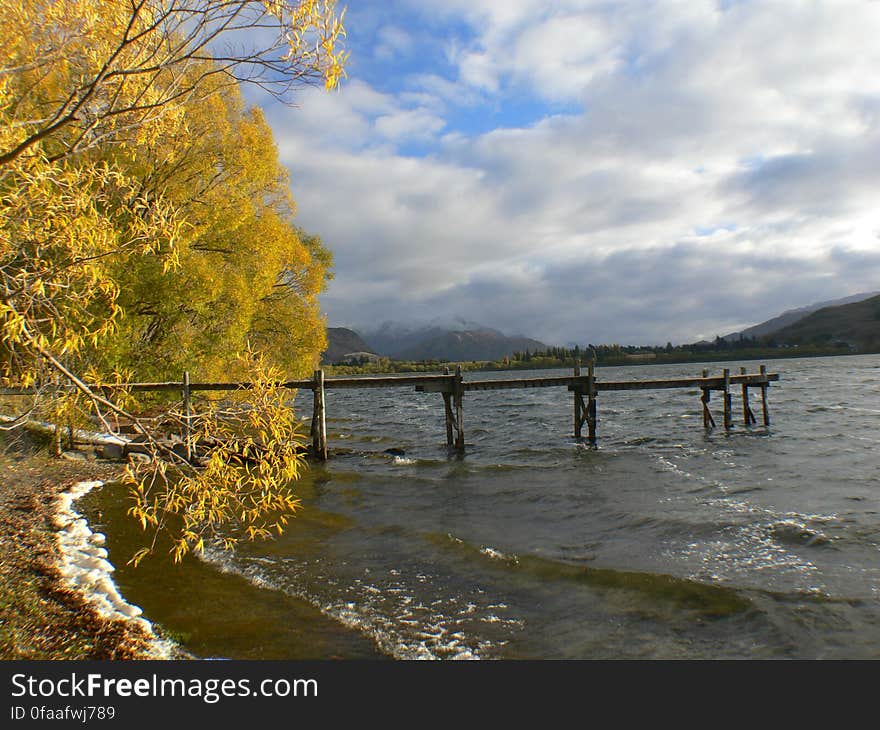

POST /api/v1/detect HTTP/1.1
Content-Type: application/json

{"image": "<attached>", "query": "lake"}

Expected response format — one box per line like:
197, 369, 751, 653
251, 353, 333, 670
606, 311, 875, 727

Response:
82, 354, 880, 659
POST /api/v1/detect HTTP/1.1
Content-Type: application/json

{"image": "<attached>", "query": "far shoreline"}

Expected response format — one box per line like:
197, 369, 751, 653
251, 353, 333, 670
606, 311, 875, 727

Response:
325, 347, 867, 377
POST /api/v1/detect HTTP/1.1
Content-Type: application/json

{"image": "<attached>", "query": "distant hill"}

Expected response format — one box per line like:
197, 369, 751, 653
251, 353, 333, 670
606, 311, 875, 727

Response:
362, 319, 546, 362
396, 329, 547, 362
724, 291, 880, 341
322, 327, 376, 364
768, 294, 880, 351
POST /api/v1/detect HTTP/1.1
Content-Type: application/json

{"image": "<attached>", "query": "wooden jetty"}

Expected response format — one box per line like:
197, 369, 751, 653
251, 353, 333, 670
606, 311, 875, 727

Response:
304, 363, 778, 458
2, 365, 779, 460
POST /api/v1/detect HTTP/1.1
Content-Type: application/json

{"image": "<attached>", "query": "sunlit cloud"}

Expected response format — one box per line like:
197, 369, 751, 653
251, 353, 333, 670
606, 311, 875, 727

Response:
262, 0, 880, 344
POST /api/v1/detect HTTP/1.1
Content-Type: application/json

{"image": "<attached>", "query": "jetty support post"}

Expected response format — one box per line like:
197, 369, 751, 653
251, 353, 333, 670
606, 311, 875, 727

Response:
453, 365, 465, 452
700, 369, 716, 429
722, 368, 732, 430
573, 363, 584, 439
760, 364, 770, 427
586, 361, 598, 445
741, 366, 757, 425
182, 370, 193, 461
311, 369, 327, 461
442, 366, 455, 448
570, 361, 597, 444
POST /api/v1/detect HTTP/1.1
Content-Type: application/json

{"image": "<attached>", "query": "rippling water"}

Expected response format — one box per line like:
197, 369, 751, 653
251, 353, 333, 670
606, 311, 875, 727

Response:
83, 354, 880, 659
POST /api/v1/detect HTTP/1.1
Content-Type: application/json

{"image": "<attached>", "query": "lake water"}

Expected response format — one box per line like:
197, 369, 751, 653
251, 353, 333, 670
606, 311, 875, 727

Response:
83, 354, 880, 659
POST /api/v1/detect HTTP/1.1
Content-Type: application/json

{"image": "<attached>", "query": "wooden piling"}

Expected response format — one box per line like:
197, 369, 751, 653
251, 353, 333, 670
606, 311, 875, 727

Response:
722, 368, 732, 430
740, 366, 756, 425
453, 365, 465, 452
311, 369, 327, 461
573, 363, 583, 439
700, 369, 716, 428
760, 364, 770, 427
586, 361, 597, 445
442, 366, 455, 448
182, 370, 192, 461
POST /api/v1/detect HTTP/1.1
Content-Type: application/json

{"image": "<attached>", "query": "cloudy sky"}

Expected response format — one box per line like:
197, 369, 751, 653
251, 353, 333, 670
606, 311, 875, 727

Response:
261, 0, 880, 346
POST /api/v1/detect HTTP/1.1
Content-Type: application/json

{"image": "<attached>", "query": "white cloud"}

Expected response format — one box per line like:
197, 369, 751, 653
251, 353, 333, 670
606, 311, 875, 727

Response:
374, 108, 446, 141
375, 25, 414, 60
265, 0, 880, 344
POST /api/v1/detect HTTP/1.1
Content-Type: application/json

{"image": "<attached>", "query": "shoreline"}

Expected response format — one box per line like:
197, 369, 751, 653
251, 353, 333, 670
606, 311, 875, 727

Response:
0, 442, 386, 661
0, 448, 172, 660
324, 347, 862, 376
53, 479, 180, 659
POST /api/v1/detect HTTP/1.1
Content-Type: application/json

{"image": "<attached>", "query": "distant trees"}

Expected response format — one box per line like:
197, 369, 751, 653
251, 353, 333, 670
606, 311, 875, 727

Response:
506, 335, 771, 368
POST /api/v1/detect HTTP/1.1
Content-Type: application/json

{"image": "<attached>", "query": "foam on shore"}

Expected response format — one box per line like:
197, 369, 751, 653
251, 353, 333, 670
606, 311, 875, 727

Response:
53, 480, 176, 659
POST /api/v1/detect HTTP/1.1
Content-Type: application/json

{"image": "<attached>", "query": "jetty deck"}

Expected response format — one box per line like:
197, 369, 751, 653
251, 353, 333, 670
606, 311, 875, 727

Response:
303, 364, 778, 459
3, 365, 780, 461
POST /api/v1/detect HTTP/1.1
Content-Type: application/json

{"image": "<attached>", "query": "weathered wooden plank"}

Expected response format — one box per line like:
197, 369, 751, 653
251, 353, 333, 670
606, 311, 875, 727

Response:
462, 373, 778, 392
700, 369, 711, 428
741, 366, 757, 425
587, 362, 597, 444
454, 372, 464, 450
597, 374, 779, 391
328, 375, 454, 389
760, 364, 771, 427
468, 376, 574, 391
723, 368, 732, 430
0, 371, 780, 397
311, 369, 327, 461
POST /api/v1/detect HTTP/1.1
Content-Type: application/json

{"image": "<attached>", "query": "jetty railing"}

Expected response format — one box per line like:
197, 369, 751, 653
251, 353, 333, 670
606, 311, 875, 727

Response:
1, 364, 780, 461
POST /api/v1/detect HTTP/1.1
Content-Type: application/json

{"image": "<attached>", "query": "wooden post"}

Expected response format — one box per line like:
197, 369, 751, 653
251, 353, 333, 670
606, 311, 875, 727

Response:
760, 364, 770, 427
586, 361, 597, 445
573, 362, 582, 439
442, 366, 454, 448
182, 370, 192, 461
453, 364, 465, 452
740, 366, 756, 425
311, 369, 327, 461
700, 369, 715, 428
722, 368, 732, 430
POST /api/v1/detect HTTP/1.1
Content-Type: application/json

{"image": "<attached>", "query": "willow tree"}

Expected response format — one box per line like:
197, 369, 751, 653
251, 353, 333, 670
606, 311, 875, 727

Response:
99, 82, 332, 381
0, 0, 346, 562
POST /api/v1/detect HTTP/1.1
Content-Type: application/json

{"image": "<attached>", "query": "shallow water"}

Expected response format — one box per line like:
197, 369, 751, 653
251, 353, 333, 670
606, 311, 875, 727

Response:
83, 354, 880, 658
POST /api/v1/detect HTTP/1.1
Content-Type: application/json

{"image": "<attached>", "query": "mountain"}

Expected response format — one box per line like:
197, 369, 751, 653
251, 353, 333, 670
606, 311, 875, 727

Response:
724, 291, 880, 342
321, 327, 376, 364
768, 294, 880, 351
362, 319, 547, 362
396, 329, 547, 362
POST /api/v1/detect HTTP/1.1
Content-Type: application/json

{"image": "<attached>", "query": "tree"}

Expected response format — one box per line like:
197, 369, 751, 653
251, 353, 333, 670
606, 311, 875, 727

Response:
0, 0, 346, 166
0, 0, 347, 563
99, 85, 332, 381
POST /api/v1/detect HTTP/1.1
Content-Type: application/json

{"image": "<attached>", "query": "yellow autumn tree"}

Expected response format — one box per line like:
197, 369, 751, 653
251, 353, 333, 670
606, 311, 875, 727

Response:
1, 0, 346, 562
98, 81, 331, 382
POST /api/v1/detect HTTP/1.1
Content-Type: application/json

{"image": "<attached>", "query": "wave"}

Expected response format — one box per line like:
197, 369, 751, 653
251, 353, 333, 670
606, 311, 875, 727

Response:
427, 532, 751, 618
54, 481, 177, 658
